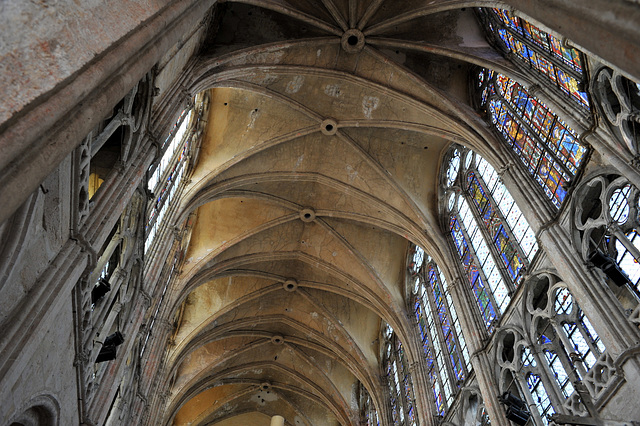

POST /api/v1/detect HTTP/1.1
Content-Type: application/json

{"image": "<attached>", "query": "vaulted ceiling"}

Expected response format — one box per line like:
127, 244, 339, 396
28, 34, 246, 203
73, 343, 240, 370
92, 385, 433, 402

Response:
160, 1, 515, 424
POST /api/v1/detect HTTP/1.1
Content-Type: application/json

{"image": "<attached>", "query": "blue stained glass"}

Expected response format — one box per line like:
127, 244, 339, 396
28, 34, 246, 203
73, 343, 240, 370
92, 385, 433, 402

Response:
482, 73, 586, 208
539, 333, 552, 345
384, 329, 416, 425
486, 9, 589, 110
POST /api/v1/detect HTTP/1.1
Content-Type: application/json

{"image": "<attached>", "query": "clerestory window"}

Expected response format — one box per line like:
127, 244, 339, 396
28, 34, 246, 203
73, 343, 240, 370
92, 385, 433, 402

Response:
409, 245, 471, 416
382, 324, 418, 426
477, 8, 589, 110
477, 70, 588, 208
145, 109, 192, 252
445, 147, 538, 332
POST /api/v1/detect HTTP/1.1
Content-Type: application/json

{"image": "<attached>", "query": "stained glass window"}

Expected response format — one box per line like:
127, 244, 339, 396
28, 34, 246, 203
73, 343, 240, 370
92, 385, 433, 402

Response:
478, 70, 588, 208
359, 383, 379, 426
410, 245, 471, 416
446, 147, 538, 332
145, 109, 193, 252
479, 8, 589, 109
383, 324, 418, 426
522, 347, 555, 423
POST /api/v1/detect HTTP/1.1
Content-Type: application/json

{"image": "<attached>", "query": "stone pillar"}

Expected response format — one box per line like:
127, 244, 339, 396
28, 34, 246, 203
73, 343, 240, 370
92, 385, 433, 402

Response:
472, 352, 511, 426
440, 252, 510, 426
270, 415, 285, 426
585, 129, 640, 191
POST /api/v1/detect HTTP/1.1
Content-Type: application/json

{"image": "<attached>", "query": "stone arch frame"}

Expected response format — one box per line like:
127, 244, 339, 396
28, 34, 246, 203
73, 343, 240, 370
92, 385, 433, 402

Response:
521, 271, 604, 417
0, 192, 40, 291
7, 393, 60, 426
493, 325, 558, 425
591, 66, 640, 156
570, 170, 640, 311
456, 387, 490, 426
73, 72, 155, 229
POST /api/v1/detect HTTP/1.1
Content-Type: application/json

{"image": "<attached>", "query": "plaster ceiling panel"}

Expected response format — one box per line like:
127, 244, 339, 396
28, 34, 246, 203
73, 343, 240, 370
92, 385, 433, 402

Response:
395, 50, 472, 101
182, 197, 295, 275
205, 2, 335, 56
363, 0, 453, 30
370, 10, 462, 44
206, 290, 370, 361
213, 41, 342, 70
272, 388, 342, 425
202, 133, 429, 224
279, 0, 340, 24
188, 87, 317, 186
172, 336, 262, 392
342, 126, 446, 228
200, 345, 359, 417
173, 381, 319, 425
318, 217, 407, 304
207, 412, 272, 426
218, 180, 427, 241
201, 219, 399, 301
301, 287, 381, 367
171, 383, 248, 425
170, 313, 373, 389
262, 70, 453, 129
196, 314, 376, 378
171, 276, 279, 347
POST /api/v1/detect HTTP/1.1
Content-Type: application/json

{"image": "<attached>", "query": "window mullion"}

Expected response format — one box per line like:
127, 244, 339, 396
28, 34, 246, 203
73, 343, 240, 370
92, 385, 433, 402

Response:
575, 318, 603, 358
435, 270, 469, 380
552, 333, 586, 384
462, 191, 516, 293
424, 273, 455, 409
472, 165, 531, 270
488, 14, 583, 81
452, 210, 504, 325
490, 89, 575, 179
431, 265, 468, 385
398, 341, 414, 424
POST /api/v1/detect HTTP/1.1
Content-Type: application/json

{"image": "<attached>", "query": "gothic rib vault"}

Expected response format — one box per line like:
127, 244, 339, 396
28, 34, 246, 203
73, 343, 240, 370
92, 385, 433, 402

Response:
3, 1, 640, 426
163, 2, 518, 424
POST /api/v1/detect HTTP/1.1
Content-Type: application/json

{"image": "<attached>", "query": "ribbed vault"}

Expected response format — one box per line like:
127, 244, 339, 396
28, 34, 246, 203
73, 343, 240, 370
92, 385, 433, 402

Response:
160, 1, 518, 424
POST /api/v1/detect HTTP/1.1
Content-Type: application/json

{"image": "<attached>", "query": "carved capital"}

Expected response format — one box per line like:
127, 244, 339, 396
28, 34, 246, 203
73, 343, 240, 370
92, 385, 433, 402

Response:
140, 290, 152, 308
73, 349, 92, 367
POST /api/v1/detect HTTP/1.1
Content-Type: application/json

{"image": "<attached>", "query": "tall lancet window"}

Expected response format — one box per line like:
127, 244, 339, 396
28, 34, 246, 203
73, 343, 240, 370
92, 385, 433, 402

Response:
445, 147, 538, 332
145, 108, 192, 252
477, 8, 590, 109
409, 245, 471, 416
382, 324, 418, 426
358, 382, 379, 426
477, 70, 588, 208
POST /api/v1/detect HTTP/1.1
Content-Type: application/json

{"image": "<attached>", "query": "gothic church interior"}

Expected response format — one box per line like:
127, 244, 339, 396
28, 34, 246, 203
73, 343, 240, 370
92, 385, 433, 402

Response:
2, 1, 640, 425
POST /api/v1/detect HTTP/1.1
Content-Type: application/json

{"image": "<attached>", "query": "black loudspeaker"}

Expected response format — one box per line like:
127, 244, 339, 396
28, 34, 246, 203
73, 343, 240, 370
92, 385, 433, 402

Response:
95, 331, 125, 363
91, 278, 111, 304
499, 392, 530, 426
